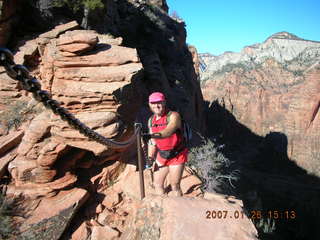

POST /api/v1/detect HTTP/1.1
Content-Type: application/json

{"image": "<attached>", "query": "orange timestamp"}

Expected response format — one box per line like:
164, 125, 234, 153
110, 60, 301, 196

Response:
206, 210, 297, 220
252, 210, 297, 220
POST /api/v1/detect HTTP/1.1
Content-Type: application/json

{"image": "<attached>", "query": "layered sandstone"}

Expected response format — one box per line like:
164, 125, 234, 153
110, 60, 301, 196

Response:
2, 25, 143, 199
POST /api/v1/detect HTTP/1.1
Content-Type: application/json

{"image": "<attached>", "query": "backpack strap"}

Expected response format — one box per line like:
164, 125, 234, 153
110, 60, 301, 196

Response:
166, 111, 172, 125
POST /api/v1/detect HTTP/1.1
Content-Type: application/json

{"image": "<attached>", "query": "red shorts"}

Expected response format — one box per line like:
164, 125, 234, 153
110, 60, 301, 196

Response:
156, 148, 188, 166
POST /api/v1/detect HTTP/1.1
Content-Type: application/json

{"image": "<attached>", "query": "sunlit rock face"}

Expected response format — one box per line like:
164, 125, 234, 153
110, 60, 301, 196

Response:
0, 23, 143, 198
201, 32, 320, 176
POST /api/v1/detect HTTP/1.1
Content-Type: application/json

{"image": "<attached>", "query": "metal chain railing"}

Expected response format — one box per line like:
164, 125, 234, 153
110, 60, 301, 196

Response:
0, 47, 141, 149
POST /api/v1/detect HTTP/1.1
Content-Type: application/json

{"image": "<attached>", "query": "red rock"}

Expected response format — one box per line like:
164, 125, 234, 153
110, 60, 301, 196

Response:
58, 43, 93, 54
98, 34, 123, 46
39, 21, 80, 39
91, 160, 125, 190
96, 203, 104, 214
8, 156, 38, 184
46, 172, 77, 190
6, 171, 77, 197
114, 164, 154, 199
202, 62, 320, 175
71, 221, 89, 240
54, 45, 139, 68
0, 148, 17, 178
31, 166, 57, 184
121, 195, 258, 240
0, 130, 24, 156
60, 51, 78, 57
54, 63, 142, 83
113, 163, 203, 199
91, 225, 119, 240
18, 188, 89, 239
179, 174, 202, 197
57, 31, 98, 46
102, 190, 121, 208
17, 111, 51, 156
37, 142, 68, 167
188, 45, 200, 75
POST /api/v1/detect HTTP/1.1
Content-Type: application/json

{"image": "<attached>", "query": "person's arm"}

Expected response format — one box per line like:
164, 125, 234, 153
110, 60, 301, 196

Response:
152, 112, 181, 138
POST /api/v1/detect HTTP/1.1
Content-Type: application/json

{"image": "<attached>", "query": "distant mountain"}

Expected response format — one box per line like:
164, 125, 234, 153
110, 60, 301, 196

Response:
199, 31, 320, 81
200, 32, 320, 176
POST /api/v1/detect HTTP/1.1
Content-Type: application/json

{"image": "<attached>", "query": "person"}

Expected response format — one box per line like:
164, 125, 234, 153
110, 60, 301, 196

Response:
144, 92, 188, 196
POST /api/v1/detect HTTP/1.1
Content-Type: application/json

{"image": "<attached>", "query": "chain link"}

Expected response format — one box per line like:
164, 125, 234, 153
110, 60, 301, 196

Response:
0, 48, 141, 149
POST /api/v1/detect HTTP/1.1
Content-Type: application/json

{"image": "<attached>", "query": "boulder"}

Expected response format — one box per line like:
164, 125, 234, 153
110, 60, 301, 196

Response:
121, 195, 258, 240
91, 225, 120, 240
0, 130, 24, 156
71, 221, 89, 240
112, 164, 203, 200
18, 188, 89, 240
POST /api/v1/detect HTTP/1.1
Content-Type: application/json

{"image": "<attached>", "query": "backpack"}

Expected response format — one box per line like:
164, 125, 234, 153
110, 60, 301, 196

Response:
148, 111, 193, 147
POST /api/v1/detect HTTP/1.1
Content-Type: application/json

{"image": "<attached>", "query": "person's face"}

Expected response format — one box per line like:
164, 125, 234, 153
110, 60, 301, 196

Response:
149, 101, 166, 116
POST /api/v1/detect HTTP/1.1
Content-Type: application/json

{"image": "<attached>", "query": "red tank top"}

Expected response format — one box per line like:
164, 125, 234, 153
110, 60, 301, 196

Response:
151, 111, 183, 151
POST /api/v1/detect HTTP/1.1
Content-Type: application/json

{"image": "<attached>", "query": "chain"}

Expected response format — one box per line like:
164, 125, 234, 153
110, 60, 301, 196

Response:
0, 48, 140, 149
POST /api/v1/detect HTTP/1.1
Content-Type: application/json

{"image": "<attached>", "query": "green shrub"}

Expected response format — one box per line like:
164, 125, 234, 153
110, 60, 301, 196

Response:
53, 0, 104, 12
0, 193, 14, 239
0, 192, 28, 239
187, 139, 240, 194
0, 100, 42, 134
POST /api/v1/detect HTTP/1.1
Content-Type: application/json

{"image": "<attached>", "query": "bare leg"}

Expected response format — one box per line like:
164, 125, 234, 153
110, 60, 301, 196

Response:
169, 163, 185, 196
153, 160, 169, 195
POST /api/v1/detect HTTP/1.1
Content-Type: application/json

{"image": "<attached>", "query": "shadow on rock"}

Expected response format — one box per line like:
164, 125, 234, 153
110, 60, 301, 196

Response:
205, 99, 320, 240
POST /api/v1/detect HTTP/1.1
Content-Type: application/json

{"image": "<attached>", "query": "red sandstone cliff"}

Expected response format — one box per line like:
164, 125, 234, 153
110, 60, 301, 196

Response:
201, 32, 320, 176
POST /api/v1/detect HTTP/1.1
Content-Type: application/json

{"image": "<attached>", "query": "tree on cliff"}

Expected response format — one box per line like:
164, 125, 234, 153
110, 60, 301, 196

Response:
54, 0, 104, 11
54, 0, 104, 28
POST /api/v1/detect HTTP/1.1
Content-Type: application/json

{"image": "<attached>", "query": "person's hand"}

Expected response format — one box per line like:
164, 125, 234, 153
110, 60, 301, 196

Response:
142, 133, 152, 142
145, 157, 154, 169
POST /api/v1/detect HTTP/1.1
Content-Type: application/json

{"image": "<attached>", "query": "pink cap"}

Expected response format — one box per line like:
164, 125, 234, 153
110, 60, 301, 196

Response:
149, 92, 165, 103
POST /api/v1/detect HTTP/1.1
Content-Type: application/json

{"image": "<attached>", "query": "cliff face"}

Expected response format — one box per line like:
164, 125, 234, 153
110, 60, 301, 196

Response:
2, 0, 206, 133
0, 0, 18, 46
0, 1, 213, 239
201, 32, 320, 176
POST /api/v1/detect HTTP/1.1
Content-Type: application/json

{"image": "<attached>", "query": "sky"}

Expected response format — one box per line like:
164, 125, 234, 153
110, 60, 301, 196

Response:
166, 0, 320, 56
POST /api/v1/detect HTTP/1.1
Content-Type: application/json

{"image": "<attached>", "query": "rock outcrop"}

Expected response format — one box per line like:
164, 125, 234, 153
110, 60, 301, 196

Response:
121, 194, 258, 240
2, 23, 144, 199
201, 32, 320, 176
5, 0, 206, 135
